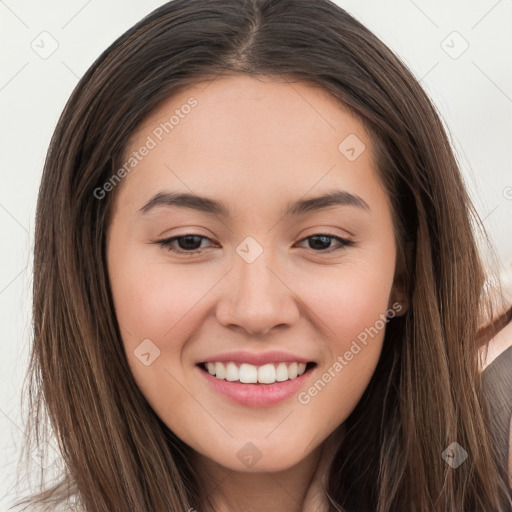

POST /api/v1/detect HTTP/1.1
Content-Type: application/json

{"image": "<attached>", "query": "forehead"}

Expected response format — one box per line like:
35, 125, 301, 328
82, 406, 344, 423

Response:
116, 74, 387, 218
128, 74, 369, 156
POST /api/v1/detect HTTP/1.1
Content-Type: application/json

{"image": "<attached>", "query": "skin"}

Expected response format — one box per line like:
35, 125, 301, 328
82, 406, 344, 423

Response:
106, 75, 408, 512
480, 319, 512, 486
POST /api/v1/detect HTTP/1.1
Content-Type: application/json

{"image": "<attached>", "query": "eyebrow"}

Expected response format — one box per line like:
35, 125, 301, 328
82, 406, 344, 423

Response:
138, 189, 370, 217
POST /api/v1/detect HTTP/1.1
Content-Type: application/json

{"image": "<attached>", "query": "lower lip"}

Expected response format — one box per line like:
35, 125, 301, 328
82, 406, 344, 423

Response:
197, 364, 316, 407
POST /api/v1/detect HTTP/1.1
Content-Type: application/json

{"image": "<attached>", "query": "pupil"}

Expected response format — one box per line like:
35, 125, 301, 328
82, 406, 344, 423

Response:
176, 235, 333, 251
179, 235, 201, 250
309, 235, 330, 250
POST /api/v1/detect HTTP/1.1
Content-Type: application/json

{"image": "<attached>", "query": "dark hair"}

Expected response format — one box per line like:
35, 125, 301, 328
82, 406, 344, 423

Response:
15, 0, 511, 510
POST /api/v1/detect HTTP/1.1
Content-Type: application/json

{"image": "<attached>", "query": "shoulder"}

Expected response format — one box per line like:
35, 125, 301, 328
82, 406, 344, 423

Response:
479, 314, 512, 371
509, 418, 512, 490
479, 318, 512, 489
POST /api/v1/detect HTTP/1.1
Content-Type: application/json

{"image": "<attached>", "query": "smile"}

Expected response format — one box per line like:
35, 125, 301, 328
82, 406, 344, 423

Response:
199, 361, 313, 384
196, 361, 317, 407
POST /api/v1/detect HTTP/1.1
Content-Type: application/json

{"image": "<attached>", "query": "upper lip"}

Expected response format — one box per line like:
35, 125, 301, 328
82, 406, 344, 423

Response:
198, 350, 314, 366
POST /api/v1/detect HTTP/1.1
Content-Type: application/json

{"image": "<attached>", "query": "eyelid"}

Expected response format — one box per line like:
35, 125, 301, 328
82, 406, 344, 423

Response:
295, 233, 355, 253
300, 226, 354, 240
151, 231, 356, 255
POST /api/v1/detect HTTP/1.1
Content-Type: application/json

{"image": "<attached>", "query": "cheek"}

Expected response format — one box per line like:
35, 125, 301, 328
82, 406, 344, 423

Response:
297, 286, 390, 419
107, 249, 212, 423
306, 271, 390, 334
291, 253, 395, 418
293, 282, 392, 436
327, 275, 392, 356
295, 251, 395, 345
108, 249, 212, 348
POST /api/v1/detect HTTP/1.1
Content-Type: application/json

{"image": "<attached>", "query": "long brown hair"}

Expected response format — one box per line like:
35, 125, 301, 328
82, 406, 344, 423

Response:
14, 0, 511, 510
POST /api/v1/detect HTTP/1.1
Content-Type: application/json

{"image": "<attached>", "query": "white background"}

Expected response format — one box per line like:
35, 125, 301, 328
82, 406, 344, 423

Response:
1, 0, 511, 508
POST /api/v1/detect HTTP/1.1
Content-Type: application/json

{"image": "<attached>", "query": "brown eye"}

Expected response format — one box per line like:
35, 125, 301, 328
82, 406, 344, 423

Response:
156, 235, 214, 254
296, 234, 354, 253
153, 233, 355, 255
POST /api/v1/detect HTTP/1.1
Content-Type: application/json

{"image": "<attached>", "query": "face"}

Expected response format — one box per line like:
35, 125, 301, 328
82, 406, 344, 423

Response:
106, 74, 406, 474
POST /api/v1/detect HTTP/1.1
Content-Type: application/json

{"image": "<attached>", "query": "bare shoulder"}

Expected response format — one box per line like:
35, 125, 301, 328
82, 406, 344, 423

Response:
478, 314, 512, 490
479, 316, 512, 372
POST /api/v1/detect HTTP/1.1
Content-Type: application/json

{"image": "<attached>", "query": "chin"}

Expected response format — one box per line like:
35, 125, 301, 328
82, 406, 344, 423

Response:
200, 440, 313, 474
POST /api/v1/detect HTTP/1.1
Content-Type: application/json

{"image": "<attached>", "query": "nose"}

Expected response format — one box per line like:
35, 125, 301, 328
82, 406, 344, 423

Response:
215, 251, 300, 336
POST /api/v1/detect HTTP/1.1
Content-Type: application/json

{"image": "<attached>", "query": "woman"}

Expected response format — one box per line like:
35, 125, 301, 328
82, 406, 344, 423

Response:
14, 0, 512, 510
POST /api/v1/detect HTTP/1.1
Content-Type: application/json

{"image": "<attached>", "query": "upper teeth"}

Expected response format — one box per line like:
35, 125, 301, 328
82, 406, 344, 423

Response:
205, 362, 308, 384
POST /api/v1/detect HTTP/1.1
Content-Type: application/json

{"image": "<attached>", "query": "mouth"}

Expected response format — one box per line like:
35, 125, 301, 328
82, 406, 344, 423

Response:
197, 361, 317, 385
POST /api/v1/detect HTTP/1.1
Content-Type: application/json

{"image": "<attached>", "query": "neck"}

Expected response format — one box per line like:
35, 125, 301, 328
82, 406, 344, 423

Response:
193, 425, 345, 512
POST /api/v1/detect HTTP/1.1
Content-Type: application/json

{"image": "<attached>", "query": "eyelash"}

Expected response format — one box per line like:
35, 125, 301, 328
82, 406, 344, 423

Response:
153, 233, 355, 255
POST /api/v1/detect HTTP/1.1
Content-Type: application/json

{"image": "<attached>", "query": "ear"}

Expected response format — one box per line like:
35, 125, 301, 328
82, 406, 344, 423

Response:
388, 242, 413, 316
388, 282, 408, 317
